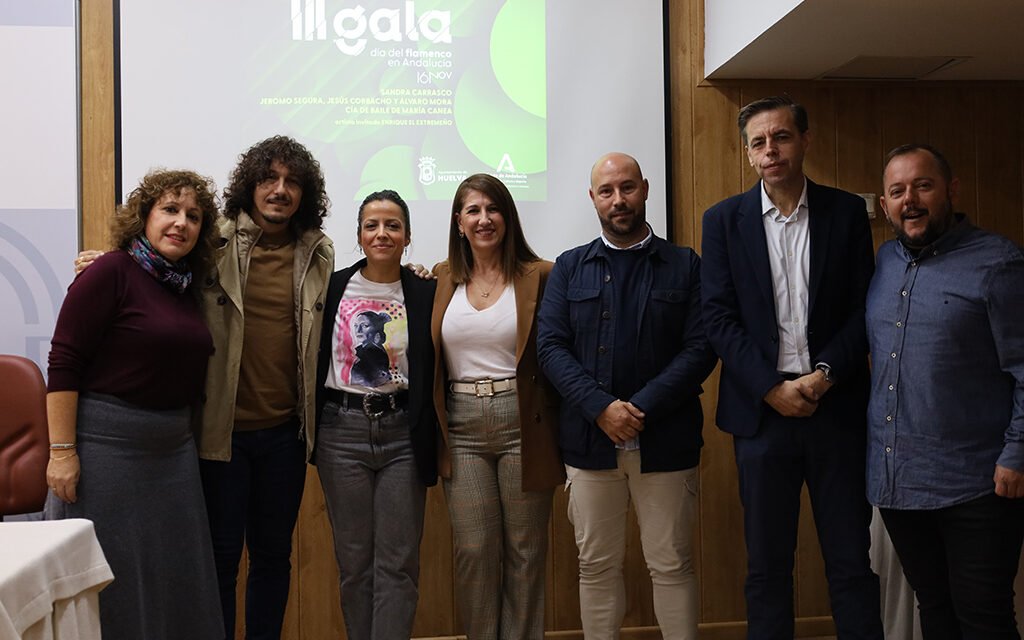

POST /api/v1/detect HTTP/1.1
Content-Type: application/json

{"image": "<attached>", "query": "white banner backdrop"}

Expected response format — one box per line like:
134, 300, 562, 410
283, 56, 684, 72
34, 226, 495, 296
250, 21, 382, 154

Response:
0, 0, 79, 373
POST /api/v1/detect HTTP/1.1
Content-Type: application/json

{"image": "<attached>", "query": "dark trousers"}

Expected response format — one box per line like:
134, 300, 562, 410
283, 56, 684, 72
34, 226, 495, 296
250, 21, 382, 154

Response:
734, 410, 882, 640
881, 493, 1024, 640
199, 419, 308, 640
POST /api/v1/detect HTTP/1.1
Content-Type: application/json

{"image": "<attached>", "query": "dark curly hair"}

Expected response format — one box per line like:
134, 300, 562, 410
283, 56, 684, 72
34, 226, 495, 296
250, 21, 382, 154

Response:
447, 173, 539, 283
110, 169, 219, 287
222, 135, 329, 232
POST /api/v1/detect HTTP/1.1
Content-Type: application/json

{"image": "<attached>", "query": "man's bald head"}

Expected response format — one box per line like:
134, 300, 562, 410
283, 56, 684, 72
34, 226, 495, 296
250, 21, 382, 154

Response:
589, 152, 649, 248
590, 152, 643, 188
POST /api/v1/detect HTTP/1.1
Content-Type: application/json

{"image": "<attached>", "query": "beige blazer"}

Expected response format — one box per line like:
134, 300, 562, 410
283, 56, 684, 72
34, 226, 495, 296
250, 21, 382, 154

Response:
431, 260, 564, 491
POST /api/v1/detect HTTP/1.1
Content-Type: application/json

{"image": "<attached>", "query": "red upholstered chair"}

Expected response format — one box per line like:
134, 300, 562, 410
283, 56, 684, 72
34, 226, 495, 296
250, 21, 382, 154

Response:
0, 355, 49, 516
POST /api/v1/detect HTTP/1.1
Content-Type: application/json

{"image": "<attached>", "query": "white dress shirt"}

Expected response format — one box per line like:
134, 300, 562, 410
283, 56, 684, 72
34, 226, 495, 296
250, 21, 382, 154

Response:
761, 179, 811, 375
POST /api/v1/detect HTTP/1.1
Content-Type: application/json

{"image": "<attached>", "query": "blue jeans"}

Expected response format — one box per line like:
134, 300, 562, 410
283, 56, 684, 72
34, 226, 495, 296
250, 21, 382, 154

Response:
316, 400, 426, 640
199, 419, 307, 640
881, 493, 1024, 640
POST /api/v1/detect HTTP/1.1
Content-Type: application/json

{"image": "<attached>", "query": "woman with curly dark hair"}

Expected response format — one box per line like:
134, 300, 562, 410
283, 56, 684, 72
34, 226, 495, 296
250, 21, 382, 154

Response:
46, 170, 223, 639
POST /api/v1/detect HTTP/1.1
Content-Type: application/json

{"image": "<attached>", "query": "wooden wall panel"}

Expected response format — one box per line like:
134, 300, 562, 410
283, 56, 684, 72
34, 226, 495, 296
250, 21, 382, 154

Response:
691, 82, 745, 627
976, 88, 1024, 243
926, 88, 978, 225
794, 87, 838, 186
79, 0, 115, 249
416, 485, 456, 635
77, 0, 1024, 638
834, 87, 890, 248
667, 0, 696, 249
549, 489, 581, 631
294, 471, 343, 638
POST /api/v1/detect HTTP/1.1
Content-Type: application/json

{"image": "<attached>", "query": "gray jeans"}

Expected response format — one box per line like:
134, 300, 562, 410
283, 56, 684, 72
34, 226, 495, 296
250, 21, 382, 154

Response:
317, 400, 426, 640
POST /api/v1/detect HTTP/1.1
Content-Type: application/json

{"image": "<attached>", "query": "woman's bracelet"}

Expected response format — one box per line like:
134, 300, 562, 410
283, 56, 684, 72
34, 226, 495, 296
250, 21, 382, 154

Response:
49, 443, 77, 450
50, 451, 78, 461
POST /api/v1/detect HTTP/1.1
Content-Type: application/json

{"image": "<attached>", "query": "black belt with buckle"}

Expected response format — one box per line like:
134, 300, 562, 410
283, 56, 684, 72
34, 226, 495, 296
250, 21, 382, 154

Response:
325, 388, 408, 419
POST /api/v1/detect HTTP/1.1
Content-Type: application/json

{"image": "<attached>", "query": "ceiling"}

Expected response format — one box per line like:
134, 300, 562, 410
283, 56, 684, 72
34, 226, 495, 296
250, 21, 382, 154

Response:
705, 0, 1024, 81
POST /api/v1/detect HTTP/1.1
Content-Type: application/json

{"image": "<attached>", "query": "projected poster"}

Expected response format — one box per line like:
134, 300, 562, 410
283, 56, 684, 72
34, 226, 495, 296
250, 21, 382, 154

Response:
257, 0, 546, 201
120, 0, 667, 266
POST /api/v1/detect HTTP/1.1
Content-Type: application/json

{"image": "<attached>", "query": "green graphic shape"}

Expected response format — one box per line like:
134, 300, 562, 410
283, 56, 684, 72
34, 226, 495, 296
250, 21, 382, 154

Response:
490, 0, 545, 118
358, 145, 419, 200
453, 65, 546, 174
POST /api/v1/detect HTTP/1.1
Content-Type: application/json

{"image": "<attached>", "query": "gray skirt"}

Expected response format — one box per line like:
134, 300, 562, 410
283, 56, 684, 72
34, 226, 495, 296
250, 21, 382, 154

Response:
45, 393, 222, 640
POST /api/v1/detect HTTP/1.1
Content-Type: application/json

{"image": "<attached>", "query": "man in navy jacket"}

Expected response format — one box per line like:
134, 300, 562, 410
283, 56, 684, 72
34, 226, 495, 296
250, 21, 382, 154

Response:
538, 152, 716, 639
700, 96, 882, 639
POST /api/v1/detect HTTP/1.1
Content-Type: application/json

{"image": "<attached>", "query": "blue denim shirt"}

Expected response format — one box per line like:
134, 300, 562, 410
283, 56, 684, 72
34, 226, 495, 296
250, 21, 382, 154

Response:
537, 234, 716, 472
866, 216, 1024, 509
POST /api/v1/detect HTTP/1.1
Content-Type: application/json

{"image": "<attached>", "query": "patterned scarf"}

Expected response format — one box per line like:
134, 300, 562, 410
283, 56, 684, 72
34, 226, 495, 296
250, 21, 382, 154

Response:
127, 235, 192, 293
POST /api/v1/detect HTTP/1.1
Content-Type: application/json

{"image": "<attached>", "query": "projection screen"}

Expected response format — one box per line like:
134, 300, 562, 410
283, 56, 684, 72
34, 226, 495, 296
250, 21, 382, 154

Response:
118, 0, 670, 266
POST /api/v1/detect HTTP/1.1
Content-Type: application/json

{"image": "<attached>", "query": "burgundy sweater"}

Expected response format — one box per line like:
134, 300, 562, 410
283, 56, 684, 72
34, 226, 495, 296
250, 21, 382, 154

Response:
47, 251, 213, 410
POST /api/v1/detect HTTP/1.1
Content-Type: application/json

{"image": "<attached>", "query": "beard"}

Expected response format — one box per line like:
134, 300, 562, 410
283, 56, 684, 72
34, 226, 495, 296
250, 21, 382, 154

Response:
600, 209, 645, 240
254, 203, 296, 227
891, 197, 955, 250
259, 210, 291, 225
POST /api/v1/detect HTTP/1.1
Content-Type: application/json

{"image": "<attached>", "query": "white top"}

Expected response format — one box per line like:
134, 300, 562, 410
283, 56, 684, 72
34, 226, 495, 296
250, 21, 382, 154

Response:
441, 283, 517, 381
0, 519, 113, 639
761, 179, 811, 375
326, 270, 409, 394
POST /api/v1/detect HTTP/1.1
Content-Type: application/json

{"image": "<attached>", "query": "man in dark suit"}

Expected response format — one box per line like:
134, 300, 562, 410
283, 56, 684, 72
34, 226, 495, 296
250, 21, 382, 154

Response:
700, 96, 883, 639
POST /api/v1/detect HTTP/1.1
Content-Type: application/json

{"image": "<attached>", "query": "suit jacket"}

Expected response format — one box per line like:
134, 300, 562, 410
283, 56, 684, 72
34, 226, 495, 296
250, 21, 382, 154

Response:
431, 259, 564, 491
314, 259, 438, 486
701, 179, 874, 437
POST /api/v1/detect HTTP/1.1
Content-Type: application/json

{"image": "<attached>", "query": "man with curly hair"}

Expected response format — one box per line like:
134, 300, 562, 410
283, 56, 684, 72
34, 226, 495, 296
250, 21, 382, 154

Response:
198, 136, 334, 640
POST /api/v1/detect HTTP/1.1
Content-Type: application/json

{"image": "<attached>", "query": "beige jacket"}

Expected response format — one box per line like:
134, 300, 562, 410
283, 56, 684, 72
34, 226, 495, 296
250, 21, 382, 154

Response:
197, 211, 334, 461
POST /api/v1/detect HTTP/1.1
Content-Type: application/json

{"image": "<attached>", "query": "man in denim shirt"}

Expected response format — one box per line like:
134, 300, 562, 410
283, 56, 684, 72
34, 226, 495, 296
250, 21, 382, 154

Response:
537, 152, 716, 639
868, 143, 1024, 639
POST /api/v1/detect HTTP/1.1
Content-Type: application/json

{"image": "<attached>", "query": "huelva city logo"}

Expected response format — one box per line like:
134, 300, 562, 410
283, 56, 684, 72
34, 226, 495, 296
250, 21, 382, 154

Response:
291, 0, 452, 56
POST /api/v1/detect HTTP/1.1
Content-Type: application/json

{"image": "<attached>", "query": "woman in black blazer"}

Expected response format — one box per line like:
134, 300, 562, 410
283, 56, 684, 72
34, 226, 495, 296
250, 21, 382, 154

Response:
313, 189, 437, 640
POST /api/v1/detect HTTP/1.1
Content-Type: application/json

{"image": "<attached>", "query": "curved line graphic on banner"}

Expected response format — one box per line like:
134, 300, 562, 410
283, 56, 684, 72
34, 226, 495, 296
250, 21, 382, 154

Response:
0, 255, 38, 323
0, 221, 65, 317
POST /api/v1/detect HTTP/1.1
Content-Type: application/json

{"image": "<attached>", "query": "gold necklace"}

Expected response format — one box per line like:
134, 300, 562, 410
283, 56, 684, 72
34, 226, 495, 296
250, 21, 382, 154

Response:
472, 271, 504, 298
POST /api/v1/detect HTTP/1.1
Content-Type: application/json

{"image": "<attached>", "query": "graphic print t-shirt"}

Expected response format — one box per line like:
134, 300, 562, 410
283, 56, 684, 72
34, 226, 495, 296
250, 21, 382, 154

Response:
325, 270, 409, 394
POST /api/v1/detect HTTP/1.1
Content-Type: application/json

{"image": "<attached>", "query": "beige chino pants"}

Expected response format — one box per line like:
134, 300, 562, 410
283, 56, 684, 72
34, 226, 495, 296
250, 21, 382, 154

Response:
566, 451, 699, 640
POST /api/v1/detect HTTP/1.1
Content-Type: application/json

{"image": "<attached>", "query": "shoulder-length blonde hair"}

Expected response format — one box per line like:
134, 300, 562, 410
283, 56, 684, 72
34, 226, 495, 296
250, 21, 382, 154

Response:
446, 173, 539, 283
110, 169, 220, 286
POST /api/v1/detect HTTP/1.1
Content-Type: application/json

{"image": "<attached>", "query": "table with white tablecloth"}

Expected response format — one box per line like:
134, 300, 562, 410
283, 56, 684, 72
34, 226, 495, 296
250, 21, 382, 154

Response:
0, 518, 113, 640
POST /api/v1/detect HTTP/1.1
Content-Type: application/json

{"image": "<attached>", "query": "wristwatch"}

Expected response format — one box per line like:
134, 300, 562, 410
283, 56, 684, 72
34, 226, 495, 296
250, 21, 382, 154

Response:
815, 362, 834, 384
